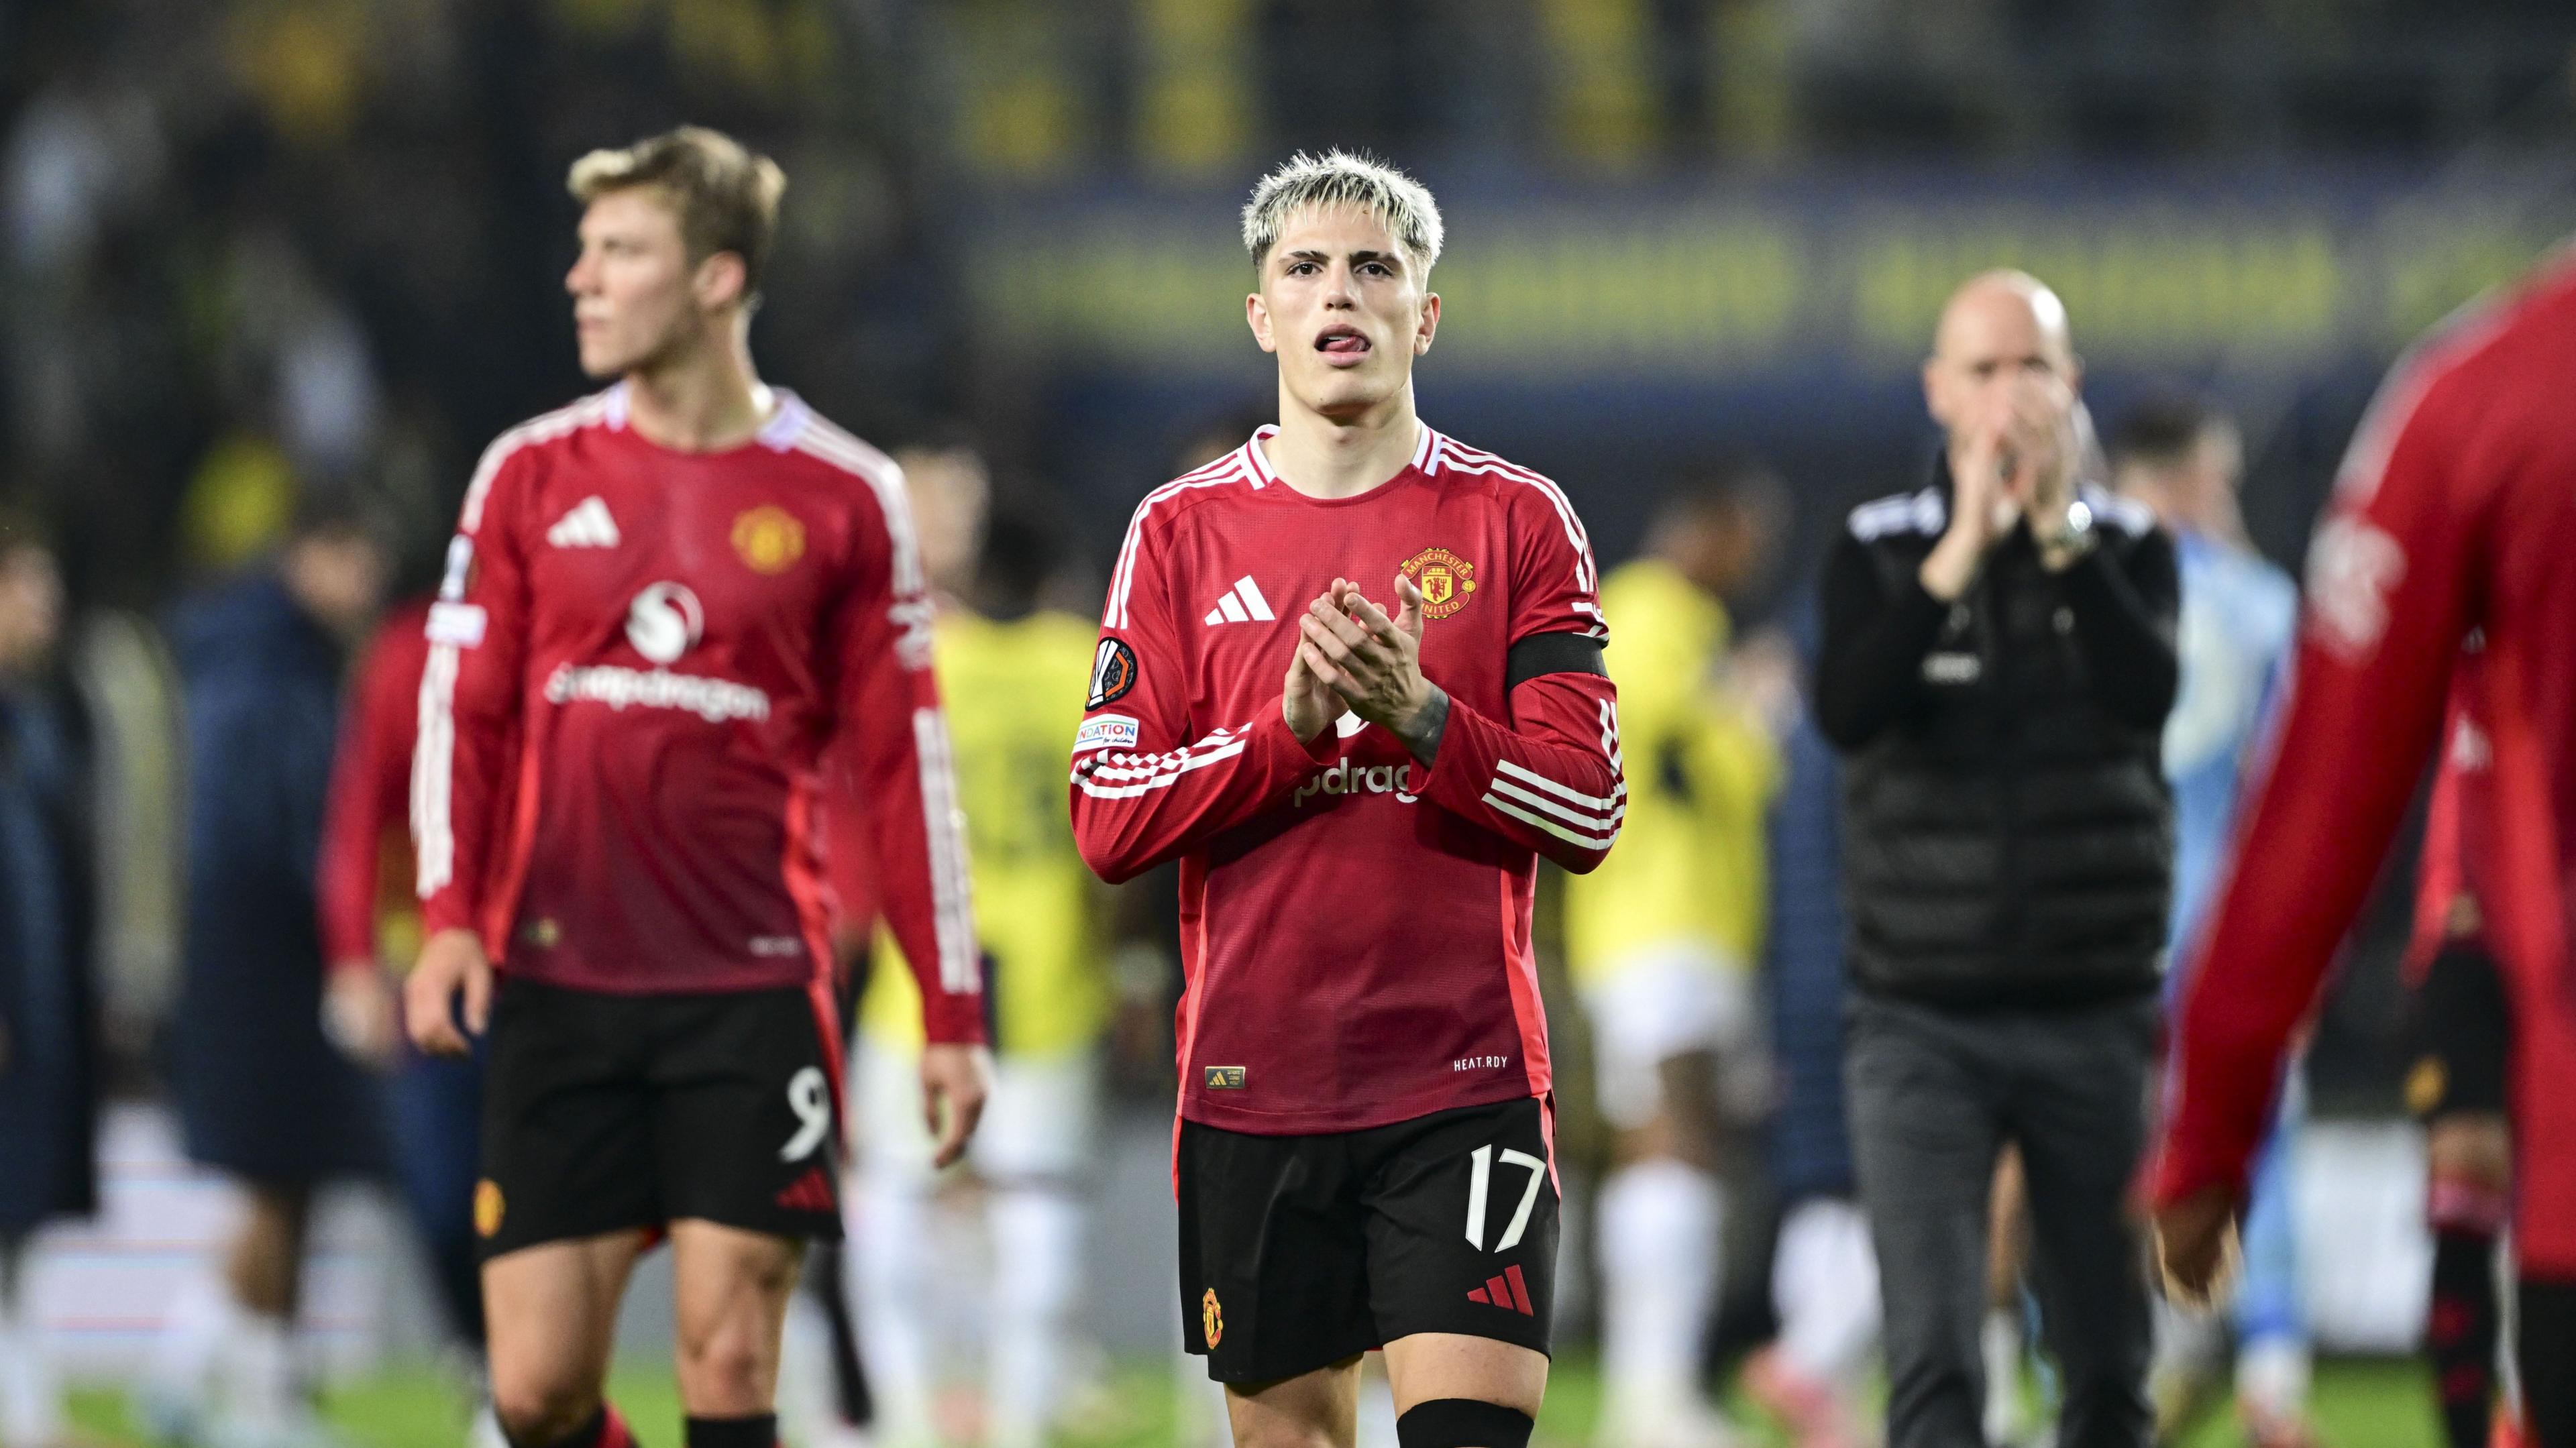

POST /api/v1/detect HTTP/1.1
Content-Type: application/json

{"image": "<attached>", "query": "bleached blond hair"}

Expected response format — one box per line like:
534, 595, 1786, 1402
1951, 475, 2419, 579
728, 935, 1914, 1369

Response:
1241, 150, 1444, 277
569, 126, 786, 298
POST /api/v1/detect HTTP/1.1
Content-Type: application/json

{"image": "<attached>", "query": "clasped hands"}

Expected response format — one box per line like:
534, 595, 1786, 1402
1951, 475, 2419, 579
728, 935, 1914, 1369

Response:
1923, 373, 2085, 599
1284, 573, 1448, 763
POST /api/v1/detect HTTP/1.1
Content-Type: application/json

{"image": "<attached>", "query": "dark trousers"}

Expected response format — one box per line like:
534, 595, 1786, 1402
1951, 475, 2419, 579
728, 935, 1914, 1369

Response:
1846, 993, 2157, 1448
388, 1044, 485, 1346
2526, 1277, 2576, 1448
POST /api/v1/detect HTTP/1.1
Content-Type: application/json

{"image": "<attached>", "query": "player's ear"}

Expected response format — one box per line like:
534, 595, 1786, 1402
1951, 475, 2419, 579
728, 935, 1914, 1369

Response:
1246, 291, 1279, 355
1414, 292, 1440, 356
1921, 356, 1947, 428
695, 251, 749, 314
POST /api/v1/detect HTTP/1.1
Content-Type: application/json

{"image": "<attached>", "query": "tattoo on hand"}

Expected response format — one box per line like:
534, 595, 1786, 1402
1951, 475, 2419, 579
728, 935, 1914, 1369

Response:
1401, 686, 1450, 765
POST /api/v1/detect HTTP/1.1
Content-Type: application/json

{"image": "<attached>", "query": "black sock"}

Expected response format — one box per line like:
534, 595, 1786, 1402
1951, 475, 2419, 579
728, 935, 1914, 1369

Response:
2521, 1276, 2576, 1448
684, 1414, 778, 1448
1395, 1398, 1534, 1448
806, 1241, 873, 1426
2428, 1227, 2500, 1448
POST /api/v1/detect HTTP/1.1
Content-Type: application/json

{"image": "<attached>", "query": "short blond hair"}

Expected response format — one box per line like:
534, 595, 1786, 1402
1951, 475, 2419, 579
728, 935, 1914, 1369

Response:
568, 126, 786, 299
1241, 150, 1444, 277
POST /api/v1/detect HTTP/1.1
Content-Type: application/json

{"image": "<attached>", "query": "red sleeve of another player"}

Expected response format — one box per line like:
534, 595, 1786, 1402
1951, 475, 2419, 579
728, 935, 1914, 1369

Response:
415, 451, 533, 949
1068, 508, 1327, 885
2153, 365, 2482, 1209
2404, 671, 2492, 984
829, 503, 983, 1045
1413, 484, 1624, 871
822, 801, 881, 960
320, 606, 426, 972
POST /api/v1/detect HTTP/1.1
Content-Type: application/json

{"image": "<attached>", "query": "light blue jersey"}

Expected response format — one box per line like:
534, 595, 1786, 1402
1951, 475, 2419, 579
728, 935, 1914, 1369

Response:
2164, 526, 2306, 1353
2163, 530, 2300, 958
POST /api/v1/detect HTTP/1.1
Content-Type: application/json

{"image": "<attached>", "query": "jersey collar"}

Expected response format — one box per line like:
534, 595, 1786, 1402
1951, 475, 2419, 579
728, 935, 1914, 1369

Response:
600, 380, 808, 452
1240, 421, 1438, 488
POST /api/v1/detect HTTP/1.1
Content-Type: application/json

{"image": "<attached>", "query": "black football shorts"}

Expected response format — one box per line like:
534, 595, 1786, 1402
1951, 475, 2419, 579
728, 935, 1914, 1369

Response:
1177, 1095, 1558, 1384
475, 978, 845, 1259
2404, 941, 2512, 1123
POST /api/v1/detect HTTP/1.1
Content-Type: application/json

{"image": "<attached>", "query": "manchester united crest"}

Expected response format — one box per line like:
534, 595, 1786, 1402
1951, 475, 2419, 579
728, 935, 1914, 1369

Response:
732, 504, 806, 574
2404, 1056, 2448, 1117
1201, 1288, 1224, 1347
1399, 547, 1478, 620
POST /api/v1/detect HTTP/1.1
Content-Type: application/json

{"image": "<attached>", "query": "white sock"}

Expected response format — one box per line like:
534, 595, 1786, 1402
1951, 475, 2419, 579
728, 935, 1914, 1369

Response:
985, 1186, 1082, 1448
1175, 1353, 1229, 1448
229, 1309, 299, 1427
1983, 1308, 2025, 1443
776, 1292, 839, 1446
1356, 1361, 1400, 1448
468, 1398, 511, 1448
855, 1175, 938, 1447
2234, 1336, 2310, 1422
2149, 1294, 2223, 1407
146, 1270, 239, 1407
1770, 1198, 1880, 1386
1596, 1159, 1723, 1429
0, 1250, 65, 1445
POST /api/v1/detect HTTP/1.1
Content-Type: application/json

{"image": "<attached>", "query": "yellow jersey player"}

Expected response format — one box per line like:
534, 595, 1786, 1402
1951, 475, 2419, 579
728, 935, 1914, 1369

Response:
1562, 465, 1785, 1448
853, 445, 1109, 1448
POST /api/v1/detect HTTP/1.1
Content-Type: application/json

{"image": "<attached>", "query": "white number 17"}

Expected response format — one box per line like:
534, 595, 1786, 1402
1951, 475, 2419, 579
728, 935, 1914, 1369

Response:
1464, 1144, 1547, 1252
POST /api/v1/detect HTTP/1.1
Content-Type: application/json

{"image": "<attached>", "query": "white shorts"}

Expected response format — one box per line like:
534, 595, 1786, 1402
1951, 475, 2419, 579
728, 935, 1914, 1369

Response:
1580, 944, 1752, 1131
854, 1041, 1101, 1186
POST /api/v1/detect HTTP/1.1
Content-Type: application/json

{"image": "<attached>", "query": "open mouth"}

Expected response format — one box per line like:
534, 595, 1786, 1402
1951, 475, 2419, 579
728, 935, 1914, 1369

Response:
1315, 324, 1371, 357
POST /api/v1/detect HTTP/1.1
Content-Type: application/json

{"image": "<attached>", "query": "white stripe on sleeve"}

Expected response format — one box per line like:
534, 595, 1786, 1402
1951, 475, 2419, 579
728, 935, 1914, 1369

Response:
411, 643, 461, 897
1486, 775, 1627, 833
1481, 791, 1620, 851
1493, 757, 1626, 813
911, 706, 979, 995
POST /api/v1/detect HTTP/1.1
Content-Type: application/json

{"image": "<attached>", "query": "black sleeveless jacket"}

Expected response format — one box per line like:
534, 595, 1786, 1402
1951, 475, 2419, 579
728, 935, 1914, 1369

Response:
1815, 461, 2181, 1007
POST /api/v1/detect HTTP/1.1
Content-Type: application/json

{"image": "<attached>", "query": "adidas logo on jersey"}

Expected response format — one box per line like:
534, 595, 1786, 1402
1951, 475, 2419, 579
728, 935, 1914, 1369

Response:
546, 496, 621, 549
1202, 576, 1275, 626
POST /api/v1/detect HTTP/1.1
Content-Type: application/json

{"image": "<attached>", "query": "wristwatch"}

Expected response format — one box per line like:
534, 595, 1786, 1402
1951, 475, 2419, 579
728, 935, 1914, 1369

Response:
2038, 498, 2096, 559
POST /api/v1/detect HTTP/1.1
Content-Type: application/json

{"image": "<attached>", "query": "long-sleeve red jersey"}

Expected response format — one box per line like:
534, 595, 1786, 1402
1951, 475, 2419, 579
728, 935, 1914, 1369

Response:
1070, 425, 1623, 1135
2404, 649, 2501, 984
2153, 249, 2576, 1276
411, 384, 982, 1042
319, 598, 431, 974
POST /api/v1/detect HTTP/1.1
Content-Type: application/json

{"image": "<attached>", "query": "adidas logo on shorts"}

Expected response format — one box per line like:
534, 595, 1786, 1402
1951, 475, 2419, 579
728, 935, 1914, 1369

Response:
1466, 1263, 1536, 1315
774, 1165, 836, 1214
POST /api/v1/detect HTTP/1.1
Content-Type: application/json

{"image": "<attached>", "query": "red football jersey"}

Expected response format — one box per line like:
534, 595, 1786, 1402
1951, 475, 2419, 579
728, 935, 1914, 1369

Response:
412, 384, 982, 1043
2403, 647, 2500, 986
1070, 425, 1624, 1135
319, 598, 432, 972
2153, 249, 2576, 1276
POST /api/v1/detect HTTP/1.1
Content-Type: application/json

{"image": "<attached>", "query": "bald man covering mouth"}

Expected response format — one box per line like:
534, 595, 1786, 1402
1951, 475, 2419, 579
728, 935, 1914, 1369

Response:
1815, 273, 2181, 1448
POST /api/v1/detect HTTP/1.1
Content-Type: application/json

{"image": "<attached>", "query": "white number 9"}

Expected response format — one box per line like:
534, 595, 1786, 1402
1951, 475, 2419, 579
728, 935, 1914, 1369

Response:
780, 1066, 832, 1162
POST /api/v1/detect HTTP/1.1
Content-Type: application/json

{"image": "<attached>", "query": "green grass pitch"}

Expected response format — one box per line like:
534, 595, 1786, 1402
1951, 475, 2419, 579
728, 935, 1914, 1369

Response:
66, 1355, 2443, 1447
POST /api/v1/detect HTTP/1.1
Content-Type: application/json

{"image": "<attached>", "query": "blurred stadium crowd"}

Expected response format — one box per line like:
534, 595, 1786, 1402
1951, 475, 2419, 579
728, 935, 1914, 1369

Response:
5, 1, 2576, 1447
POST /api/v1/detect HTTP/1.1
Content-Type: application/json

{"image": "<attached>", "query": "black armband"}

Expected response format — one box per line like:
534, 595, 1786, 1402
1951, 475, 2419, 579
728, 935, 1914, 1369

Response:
1505, 631, 1607, 691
